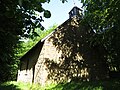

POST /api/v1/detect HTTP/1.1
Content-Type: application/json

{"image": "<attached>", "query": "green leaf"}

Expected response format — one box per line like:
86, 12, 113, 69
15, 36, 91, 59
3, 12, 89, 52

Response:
60, 0, 68, 3
32, 16, 36, 20
43, 10, 51, 18
39, 0, 46, 3
81, 0, 84, 3
85, 0, 88, 3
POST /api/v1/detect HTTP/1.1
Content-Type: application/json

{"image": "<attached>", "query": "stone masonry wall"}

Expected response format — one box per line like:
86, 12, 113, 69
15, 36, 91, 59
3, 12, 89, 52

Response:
34, 39, 62, 85
34, 17, 109, 85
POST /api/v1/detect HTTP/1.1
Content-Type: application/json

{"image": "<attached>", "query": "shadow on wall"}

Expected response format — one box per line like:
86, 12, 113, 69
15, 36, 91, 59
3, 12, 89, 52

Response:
44, 19, 109, 83
20, 41, 44, 71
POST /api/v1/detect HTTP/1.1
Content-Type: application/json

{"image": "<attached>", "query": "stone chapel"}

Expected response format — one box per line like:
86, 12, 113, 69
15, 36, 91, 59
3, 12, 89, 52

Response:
17, 6, 109, 85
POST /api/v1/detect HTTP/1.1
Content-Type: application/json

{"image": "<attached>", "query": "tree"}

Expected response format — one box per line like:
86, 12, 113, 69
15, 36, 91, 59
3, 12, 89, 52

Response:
81, 0, 120, 71
18, 25, 57, 58
0, 0, 58, 82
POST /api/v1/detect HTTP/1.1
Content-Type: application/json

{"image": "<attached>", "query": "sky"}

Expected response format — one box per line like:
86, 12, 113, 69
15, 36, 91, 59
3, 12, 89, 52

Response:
41, 0, 83, 29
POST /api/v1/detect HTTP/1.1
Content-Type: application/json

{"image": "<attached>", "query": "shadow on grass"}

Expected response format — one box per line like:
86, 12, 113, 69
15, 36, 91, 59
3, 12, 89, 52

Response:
49, 79, 120, 90
0, 83, 20, 90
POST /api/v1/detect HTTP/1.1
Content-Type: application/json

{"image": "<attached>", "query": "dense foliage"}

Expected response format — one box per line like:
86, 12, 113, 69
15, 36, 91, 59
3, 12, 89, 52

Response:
0, 0, 52, 82
81, 0, 120, 71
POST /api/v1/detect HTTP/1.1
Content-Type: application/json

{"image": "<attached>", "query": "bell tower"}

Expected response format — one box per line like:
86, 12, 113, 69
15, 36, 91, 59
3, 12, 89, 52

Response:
69, 6, 83, 19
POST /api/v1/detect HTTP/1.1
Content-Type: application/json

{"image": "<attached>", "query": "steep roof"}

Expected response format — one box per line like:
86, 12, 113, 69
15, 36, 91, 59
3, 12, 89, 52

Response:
20, 17, 74, 60
69, 6, 82, 14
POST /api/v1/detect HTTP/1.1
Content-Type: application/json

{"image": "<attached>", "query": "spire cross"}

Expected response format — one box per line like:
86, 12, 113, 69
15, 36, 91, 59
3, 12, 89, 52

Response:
73, 0, 76, 6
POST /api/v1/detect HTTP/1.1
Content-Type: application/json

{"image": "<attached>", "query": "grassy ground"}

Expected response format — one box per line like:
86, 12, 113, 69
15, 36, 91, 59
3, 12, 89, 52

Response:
0, 79, 120, 90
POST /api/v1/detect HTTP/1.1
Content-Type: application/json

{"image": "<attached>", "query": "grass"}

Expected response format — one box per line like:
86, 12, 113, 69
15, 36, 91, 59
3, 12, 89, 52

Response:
0, 79, 120, 90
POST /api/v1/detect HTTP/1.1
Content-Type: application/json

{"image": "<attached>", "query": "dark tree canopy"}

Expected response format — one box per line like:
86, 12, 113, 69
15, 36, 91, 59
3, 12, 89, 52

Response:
0, 0, 52, 37
81, 0, 120, 71
0, 0, 52, 82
